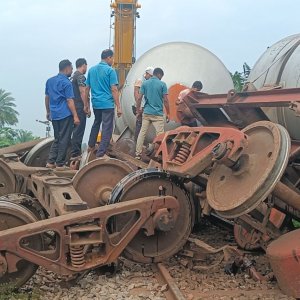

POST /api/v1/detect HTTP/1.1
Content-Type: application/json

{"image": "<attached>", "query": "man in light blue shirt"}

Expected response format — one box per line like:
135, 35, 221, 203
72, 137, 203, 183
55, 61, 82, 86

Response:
84, 49, 122, 158
135, 67, 170, 158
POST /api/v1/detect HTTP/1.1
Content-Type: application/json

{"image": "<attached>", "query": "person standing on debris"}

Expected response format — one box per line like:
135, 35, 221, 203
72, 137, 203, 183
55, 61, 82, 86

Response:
133, 66, 154, 141
84, 49, 122, 158
176, 81, 203, 127
45, 59, 80, 170
70, 58, 88, 160
135, 67, 170, 159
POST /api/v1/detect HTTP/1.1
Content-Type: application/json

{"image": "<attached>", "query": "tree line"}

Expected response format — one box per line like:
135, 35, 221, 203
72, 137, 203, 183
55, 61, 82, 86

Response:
0, 89, 39, 148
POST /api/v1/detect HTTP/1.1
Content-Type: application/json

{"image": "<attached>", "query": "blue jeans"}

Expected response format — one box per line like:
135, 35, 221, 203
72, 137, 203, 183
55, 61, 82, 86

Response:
88, 108, 114, 157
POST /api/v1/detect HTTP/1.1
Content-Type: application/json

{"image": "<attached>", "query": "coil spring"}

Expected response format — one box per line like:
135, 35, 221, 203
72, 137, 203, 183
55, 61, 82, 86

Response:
70, 245, 85, 268
173, 144, 191, 164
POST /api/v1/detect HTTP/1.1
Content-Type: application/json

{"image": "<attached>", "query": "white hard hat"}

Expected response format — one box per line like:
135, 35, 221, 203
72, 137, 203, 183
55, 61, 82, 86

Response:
145, 66, 154, 76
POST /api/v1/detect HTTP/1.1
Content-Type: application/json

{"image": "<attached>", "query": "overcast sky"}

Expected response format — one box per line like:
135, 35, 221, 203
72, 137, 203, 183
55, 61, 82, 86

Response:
0, 0, 299, 138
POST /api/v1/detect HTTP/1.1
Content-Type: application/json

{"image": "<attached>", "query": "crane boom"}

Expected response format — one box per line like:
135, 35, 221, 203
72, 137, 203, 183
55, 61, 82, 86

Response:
110, 0, 141, 88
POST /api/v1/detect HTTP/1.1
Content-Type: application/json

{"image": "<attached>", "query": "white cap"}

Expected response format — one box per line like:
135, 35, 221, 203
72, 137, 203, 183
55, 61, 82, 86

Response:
145, 66, 154, 76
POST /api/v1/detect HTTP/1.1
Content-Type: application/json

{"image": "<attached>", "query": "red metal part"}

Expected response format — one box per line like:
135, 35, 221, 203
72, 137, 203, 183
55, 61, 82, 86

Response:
150, 126, 247, 178
183, 87, 300, 128
185, 87, 300, 108
234, 207, 286, 251
267, 228, 300, 298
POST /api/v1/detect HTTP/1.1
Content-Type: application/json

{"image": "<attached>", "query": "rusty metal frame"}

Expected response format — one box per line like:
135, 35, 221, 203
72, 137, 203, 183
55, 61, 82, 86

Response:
0, 156, 182, 279
183, 88, 300, 128
0, 195, 179, 276
150, 126, 247, 178
185, 88, 300, 108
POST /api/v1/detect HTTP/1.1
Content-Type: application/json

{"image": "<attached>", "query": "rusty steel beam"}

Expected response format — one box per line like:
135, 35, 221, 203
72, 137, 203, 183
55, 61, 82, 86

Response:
185, 88, 300, 108
273, 181, 300, 212
156, 263, 186, 300
0, 139, 44, 156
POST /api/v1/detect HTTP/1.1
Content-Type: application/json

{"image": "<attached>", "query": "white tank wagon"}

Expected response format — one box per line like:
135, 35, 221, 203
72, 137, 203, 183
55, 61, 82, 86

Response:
116, 42, 234, 141
248, 34, 300, 139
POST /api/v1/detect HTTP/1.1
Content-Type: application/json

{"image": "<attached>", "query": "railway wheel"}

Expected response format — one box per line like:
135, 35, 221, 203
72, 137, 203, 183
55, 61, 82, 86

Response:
207, 121, 290, 219
109, 169, 194, 263
24, 138, 54, 167
0, 198, 43, 288
73, 158, 134, 208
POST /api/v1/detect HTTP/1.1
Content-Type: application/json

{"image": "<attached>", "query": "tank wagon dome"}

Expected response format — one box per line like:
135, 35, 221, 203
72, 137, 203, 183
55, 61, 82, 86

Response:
116, 42, 234, 140
248, 33, 300, 140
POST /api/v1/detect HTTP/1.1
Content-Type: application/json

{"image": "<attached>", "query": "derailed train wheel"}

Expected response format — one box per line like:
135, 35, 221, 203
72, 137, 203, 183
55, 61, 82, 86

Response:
109, 169, 194, 263
73, 158, 134, 207
24, 138, 72, 167
207, 121, 290, 219
0, 197, 43, 288
24, 138, 54, 167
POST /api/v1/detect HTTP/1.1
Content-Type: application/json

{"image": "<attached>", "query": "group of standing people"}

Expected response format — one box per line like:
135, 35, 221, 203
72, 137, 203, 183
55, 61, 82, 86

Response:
45, 48, 202, 169
45, 49, 121, 169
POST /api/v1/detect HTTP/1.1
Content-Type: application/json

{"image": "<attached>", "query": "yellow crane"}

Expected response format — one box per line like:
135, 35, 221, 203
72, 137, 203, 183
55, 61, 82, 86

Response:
110, 0, 141, 88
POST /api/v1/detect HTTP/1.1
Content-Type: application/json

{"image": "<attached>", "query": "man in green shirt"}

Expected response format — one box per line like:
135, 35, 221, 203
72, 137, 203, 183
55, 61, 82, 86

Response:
135, 67, 170, 159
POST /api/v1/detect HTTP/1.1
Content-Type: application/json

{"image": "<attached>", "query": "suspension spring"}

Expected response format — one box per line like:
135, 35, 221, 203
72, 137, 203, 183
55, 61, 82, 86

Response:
173, 143, 191, 164
70, 245, 85, 268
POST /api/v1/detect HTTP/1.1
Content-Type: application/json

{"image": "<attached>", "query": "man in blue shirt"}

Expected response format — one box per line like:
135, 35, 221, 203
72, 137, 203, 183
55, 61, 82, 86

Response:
45, 59, 80, 170
135, 67, 170, 159
84, 49, 122, 158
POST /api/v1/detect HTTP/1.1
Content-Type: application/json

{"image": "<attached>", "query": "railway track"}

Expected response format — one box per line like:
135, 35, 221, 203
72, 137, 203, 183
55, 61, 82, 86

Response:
154, 263, 186, 300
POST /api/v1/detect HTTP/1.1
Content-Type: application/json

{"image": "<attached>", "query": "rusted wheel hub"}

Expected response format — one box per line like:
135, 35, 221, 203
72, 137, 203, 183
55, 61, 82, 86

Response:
0, 198, 43, 287
0, 160, 15, 197
73, 158, 134, 208
153, 208, 177, 232
109, 169, 193, 263
207, 121, 290, 218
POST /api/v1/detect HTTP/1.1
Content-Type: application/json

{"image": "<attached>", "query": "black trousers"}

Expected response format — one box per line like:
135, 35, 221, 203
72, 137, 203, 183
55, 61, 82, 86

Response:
88, 108, 114, 157
71, 108, 86, 157
48, 115, 73, 166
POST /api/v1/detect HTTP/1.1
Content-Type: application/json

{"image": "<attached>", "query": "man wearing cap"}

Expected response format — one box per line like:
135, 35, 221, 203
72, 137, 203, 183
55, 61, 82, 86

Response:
133, 66, 154, 141
45, 59, 80, 170
84, 49, 122, 158
135, 67, 170, 159
176, 81, 203, 127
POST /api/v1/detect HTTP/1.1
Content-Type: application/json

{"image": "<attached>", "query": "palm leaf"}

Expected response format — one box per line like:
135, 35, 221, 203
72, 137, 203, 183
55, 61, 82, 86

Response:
0, 89, 19, 128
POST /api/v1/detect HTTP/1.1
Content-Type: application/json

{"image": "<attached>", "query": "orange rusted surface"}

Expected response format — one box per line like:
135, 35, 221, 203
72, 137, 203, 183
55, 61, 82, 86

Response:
267, 229, 300, 298
168, 83, 188, 122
